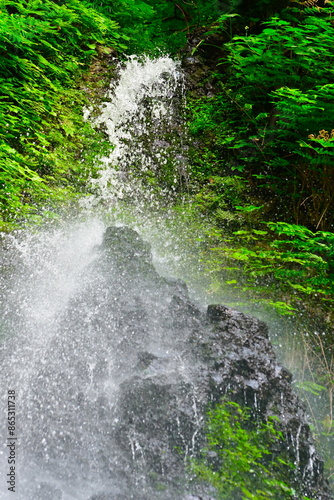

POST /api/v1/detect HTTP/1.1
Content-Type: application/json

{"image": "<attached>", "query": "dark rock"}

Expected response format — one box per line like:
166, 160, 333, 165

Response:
102, 226, 152, 264
22, 226, 332, 500
203, 304, 330, 499
105, 228, 331, 500
207, 303, 269, 337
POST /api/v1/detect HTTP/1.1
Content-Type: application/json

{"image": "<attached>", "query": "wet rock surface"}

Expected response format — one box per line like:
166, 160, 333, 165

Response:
13, 226, 333, 499
103, 227, 332, 500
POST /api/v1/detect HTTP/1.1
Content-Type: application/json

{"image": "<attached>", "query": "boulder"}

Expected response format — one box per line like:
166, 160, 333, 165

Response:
22, 226, 332, 500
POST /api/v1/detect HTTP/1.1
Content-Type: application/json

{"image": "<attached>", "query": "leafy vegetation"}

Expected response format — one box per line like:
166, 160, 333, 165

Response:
204, 222, 334, 315
188, 4, 334, 231
186, 0, 334, 316
93, 0, 222, 53
1, 0, 334, 493
183, 1, 334, 488
0, 0, 224, 228
0, 0, 126, 227
191, 401, 300, 500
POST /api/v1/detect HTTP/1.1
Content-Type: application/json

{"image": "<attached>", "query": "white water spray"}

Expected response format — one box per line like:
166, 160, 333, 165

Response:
0, 56, 202, 500
0, 55, 331, 500
82, 55, 186, 207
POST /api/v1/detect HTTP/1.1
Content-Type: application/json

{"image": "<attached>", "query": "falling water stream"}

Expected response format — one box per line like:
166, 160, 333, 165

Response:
0, 56, 206, 500
0, 56, 332, 500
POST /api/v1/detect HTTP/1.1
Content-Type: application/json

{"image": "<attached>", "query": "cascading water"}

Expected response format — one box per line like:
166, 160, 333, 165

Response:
82, 55, 187, 208
0, 56, 202, 500
0, 56, 332, 500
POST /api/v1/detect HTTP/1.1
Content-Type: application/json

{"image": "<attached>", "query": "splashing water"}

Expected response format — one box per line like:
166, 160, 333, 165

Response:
0, 55, 331, 500
82, 55, 187, 208
0, 56, 205, 500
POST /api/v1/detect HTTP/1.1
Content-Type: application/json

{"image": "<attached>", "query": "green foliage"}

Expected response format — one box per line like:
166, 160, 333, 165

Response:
270, 85, 334, 230
208, 222, 334, 314
295, 381, 327, 398
191, 401, 298, 500
0, 0, 124, 224
188, 3, 334, 230
227, 0, 290, 19
94, 0, 223, 53
186, 4, 334, 477
92, 0, 158, 53
193, 175, 251, 227
227, 12, 334, 88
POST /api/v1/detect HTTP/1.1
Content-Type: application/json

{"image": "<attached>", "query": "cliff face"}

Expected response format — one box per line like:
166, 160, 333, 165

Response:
17, 226, 332, 500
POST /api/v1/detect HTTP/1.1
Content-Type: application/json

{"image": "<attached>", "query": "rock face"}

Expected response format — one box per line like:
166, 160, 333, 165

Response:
203, 305, 327, 498
92, 227, 331, 499
18, 226, 332, 500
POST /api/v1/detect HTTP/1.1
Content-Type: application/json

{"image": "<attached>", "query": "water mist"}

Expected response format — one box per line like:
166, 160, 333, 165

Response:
0, 56, 332, 500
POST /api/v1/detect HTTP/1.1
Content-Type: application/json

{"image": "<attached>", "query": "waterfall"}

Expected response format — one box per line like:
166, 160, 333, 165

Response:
82, 55, 187, 208
0, 56, 332, 500
0, 56, 200, 500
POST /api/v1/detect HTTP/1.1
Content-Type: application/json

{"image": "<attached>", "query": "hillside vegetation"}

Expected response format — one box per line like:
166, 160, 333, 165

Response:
1, 0, 333, 494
